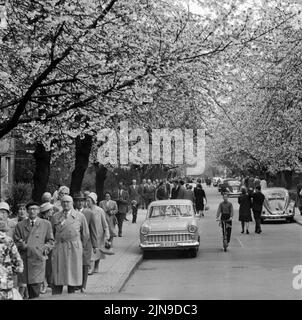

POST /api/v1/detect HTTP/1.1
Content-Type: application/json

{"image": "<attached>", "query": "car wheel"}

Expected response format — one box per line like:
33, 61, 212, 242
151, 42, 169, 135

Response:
189, 248, 198, 258
142, 251, 150, 259
287, 217, 294, 223
260, 218, 264, 224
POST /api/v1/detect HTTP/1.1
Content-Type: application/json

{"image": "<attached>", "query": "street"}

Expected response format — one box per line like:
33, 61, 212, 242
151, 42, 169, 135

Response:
121, 186, 302, 299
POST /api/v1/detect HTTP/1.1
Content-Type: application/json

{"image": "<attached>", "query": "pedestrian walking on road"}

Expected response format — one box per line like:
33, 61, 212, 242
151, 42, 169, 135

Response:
86, 192, 111, 275
73, 192, 98, 292
156, 181, 168, 200
143, 179, 155, 208
238, 187, 253, 234
14, 202, 54, 299
260, 178, 267, 190
194, 184, 207, 216
99, 192, 118, 245
130, 200, 138, 223
51, 195, 89, 295
171, 180, 179, 199
296, 181, 302, 216
139, 179, 148, 209
251, 186, 265, 233
216, 194, 234, 245
176, 180, 186, 199
184, 185, 195, 203
114, 181, 129, 237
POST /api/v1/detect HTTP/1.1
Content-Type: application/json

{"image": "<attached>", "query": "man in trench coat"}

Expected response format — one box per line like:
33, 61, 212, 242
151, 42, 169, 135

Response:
51, 195, 89, 295
14, 201, 54, 299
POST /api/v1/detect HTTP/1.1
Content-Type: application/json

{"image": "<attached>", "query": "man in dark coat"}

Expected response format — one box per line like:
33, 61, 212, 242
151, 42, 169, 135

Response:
171, 180, 179, 199
176, 180, 186, 199
251, 186, 265, 234
296, 181, 302, 215
73, 192, 98, 293
113, 181, 129, 237
14, 202, 54, 299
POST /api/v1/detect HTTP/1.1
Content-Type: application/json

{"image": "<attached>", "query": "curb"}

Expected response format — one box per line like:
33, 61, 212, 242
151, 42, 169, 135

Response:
113, 254, 143, 293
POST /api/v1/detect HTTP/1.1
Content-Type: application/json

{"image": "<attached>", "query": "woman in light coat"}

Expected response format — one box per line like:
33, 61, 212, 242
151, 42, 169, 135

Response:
99, 192, 118, 246
87, 193, 110, 274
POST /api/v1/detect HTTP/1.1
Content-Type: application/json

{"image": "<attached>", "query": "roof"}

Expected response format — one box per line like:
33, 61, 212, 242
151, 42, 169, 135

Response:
149, 199, 194, 206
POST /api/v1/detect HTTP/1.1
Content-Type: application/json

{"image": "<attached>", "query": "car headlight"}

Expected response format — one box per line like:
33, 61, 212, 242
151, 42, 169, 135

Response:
140, 225, 150, 235
188, 225, 198, 233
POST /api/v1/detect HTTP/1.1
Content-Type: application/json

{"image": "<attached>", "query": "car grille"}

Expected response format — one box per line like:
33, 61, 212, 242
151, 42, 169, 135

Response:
147, 233, 192, 243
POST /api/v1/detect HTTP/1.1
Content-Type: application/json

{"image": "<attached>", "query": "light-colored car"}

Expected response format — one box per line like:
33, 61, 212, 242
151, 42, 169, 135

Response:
220, 179, 241, 197
261, 187, 295, 222
139, 199, 200, 258
213, 177, 222, 187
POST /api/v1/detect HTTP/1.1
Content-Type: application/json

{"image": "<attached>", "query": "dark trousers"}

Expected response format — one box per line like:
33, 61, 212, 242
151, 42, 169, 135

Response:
45, 254, 52, 286
221, 220, 232, 243
27, 283, 41, 299
82, 265, 89, 289
132, 206, 138, 223
116, 212, 125, 236
253, 210, 262, 232
52, 285, 76, 295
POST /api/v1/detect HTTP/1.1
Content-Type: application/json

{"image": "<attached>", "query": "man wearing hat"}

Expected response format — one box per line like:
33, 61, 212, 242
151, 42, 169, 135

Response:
14, 201, 54, 299
51, 195, 89, 295
73, 191, 98, 293
39, 202, 55, 293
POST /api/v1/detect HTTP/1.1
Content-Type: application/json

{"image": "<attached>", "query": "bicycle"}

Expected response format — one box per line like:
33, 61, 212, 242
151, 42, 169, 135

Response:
216, 218, 232, 251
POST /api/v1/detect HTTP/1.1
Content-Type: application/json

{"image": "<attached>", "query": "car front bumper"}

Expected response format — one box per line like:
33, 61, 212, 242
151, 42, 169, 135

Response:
140, 241, 199, 250
261, 213, 294, 220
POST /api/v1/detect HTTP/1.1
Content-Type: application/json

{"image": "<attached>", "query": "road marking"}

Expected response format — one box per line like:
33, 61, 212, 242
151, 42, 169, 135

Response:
236, 237, 244, 247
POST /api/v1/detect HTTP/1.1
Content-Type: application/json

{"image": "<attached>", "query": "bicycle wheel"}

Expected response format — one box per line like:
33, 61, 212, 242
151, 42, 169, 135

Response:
223, 239, 228, 251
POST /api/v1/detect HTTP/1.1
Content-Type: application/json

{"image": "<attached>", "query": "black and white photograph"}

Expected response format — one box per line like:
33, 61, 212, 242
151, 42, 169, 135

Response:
1, 0, 302, 304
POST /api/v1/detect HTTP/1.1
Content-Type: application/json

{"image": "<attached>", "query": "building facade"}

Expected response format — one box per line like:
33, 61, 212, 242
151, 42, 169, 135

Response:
0, 137, 15, 201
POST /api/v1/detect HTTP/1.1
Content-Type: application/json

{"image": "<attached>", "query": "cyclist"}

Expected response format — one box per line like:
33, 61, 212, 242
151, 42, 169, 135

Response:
216, 193, 234, 247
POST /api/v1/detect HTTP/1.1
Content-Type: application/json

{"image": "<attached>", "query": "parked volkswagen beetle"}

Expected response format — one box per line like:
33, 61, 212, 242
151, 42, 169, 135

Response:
261, 187, 295, 223
139, 200, 201, 258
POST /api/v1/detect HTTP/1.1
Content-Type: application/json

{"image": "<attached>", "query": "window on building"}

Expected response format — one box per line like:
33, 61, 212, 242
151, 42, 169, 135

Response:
5, 157, 11, 184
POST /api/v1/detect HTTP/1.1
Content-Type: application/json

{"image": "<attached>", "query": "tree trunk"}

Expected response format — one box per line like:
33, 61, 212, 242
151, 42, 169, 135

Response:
70, 134, 93, 196
94, 163, 107, 202
32, 142, 51, 203
284, 170, 293, 190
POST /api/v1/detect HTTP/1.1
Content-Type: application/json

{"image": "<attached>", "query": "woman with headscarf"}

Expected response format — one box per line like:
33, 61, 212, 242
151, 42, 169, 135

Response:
238, 187, 253, 234
194, 183, 207, 216
86, 193, 111, 274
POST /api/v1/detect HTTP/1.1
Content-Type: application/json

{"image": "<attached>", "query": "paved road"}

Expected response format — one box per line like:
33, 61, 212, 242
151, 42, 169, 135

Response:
121, 186, 302, 299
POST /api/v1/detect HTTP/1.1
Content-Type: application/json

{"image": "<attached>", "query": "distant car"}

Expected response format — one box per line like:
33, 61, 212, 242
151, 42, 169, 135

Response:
220, 179, 241, 197
139, 200, 200, 258
261, 187, 295, 223
213, 177, 222, 187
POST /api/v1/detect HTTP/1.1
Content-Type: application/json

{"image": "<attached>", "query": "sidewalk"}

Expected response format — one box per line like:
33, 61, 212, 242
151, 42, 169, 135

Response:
294, 213, 302, 226
39, 209, 146, 300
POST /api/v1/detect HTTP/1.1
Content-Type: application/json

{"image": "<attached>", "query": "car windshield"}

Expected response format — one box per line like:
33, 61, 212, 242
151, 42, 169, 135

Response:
149, 205, 193, 218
